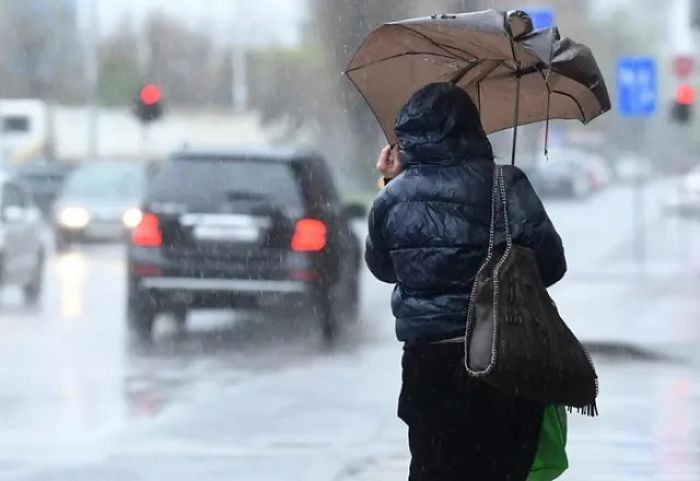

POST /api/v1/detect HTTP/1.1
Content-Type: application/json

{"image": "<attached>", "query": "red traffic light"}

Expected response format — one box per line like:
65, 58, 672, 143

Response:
673, 55, 695, 78
675, 84, 696, 106
140, 84, 161, 105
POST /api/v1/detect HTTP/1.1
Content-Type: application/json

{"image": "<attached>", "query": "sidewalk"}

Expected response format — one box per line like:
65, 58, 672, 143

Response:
339, 357, 700, 481
552, 212, 700, 347
340, 207, 700, 481
339, 278, 700, 481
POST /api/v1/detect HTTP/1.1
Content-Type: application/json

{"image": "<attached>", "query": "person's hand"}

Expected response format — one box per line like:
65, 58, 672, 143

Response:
376, 144, 403, 178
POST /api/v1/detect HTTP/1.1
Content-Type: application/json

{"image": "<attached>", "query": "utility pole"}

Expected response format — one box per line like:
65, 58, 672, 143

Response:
85, 0, 99, 160
231, 0, 248, 113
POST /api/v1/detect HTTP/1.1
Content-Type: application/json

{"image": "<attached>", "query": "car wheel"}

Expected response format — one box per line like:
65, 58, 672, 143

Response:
339, 272, 360, 324
127, 290, 157, 343
318, 273, 359, 343
23, 252, 44, 306
319, 301, 339, 343
312, 287, 339, 343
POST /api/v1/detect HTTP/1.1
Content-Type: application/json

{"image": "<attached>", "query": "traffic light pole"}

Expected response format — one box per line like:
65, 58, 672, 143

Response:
140, 123, 150, 160
633, 159, 646, 277
628, 116, 648, 278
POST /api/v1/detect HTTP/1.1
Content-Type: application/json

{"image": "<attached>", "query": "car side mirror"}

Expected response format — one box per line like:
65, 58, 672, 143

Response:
343, 203, 367, 219
2, 205, 25, 224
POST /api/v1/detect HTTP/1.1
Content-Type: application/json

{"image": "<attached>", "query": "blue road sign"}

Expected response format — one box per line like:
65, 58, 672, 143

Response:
617, 56, 657, 118
525, 7, 555, 30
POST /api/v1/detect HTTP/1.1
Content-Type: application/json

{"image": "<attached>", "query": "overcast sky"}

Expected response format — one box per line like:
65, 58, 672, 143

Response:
83, 0, 307, 47
84, 0, 642, 48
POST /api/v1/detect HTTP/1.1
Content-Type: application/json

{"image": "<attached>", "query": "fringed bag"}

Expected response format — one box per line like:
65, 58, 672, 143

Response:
464, 166, 598, 415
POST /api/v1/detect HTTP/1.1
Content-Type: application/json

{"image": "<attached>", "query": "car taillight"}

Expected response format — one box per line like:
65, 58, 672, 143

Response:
131, 212, 162, 247
291, 218, 327, 252
131, 263, 161, 277
289, 269, 319, 282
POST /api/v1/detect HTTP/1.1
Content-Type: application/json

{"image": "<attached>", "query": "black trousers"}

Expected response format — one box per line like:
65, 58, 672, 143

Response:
398, 343, 544, 481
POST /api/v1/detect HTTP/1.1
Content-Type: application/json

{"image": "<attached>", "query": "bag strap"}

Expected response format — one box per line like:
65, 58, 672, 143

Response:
462, 166, 513, 375
486, 166, 499, 255
497, 166, 513, 249
463, 166, 515, 374
486, 166, 513, 255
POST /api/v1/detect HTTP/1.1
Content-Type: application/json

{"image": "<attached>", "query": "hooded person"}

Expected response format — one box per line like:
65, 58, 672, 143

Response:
365, 82, 567, 481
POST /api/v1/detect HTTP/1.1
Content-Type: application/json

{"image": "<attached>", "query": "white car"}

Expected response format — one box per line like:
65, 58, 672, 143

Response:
584, 152, 614, 190
531, 148, 596, 198
54, 161, 146, 250
666, 166, 700, 216
0, 173, 44, 304
615, 154, 653, 184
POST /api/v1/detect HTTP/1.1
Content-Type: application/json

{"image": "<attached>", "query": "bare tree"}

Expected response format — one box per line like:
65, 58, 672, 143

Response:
0, 0, 84, 102
307, 0, 484, 185
143, 13, 224, 107
98, 15, 141, 106
309, 1, 411, 179
248, 39, 324, 129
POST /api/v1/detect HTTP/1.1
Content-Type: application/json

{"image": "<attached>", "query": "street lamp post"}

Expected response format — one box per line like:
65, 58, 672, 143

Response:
85, 0, 99, 160
232, 41, 248, 113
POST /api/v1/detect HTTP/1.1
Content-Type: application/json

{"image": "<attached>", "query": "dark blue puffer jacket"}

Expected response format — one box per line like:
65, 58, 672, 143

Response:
365, 83, 567, 343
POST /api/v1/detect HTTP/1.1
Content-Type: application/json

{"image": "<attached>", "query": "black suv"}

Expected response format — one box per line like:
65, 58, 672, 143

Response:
126, 146, 363, 341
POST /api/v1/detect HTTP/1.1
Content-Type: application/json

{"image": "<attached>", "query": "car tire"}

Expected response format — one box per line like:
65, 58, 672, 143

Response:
319, 299, 339, 343
340, 272, 360, 324
318, 272, 360, 343
311, 286, 338, 343
23, 252, 44, 306
127, 290, 157, 343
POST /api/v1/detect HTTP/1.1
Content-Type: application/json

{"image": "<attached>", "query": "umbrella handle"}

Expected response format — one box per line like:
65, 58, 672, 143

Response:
511, 65, 522, 166
544, 92, 551, 159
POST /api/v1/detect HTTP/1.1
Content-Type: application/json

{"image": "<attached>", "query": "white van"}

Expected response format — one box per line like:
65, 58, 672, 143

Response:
0, 99, 48, 166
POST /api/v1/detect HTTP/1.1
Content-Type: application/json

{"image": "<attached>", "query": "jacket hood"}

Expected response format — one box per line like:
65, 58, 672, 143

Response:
394, 82, 493, 166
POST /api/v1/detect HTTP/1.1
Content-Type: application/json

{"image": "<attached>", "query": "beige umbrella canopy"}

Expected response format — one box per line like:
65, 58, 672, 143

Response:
345, 10, 610, 147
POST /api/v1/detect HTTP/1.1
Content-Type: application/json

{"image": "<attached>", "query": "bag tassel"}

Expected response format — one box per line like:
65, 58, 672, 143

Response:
567, 401, 598, 418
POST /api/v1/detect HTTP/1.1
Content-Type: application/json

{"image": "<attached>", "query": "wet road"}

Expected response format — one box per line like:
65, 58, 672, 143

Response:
1, 182, 700, 480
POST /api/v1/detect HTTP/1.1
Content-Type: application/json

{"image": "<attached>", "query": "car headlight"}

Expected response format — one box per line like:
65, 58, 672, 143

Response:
122, 208, 143, 229
58, 207, 90, 229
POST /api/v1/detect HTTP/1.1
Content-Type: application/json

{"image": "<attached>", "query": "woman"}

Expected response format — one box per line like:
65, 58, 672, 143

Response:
365, 82, 567, 480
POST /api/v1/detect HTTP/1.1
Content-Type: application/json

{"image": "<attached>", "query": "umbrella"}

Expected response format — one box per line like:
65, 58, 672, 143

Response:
345, 10, 610, 162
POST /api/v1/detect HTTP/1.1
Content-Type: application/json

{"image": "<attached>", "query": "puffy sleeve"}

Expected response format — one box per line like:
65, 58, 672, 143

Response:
504, 166, 567, 287
364, 194, 398, 284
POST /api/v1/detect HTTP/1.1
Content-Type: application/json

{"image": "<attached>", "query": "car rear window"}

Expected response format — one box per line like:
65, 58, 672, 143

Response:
148, 157, 304, 209
62, 162, 144, 200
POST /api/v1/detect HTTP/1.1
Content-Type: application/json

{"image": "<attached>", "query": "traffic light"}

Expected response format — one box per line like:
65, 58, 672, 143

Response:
671, 84, 695, 123
135, 83, 163, 123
